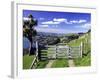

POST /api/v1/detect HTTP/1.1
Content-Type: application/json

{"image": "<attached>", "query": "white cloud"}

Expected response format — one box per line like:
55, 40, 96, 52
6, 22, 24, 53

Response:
70, 20, 78, 23
53, 18, 73, 24
53, 18, 87, 24
70, 19, 87, 24
42, 18, 67, 25
74, 23, 91, 30
76, 23, 91, 30
38, 25, 49, 28
41, 18, 87, 25
79, 20, 87, 23
42, 21, 60, 25
53, 18, 67, 22
82, 23, 91, 29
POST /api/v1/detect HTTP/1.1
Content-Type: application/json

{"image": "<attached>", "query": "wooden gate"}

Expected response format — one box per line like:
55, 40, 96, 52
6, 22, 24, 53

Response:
69, 46, 82, 58
56, 45, 69, 58
41, 43, 82, 60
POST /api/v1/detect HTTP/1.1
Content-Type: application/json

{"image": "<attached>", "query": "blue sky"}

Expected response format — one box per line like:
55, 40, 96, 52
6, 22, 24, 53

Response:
23, 10, 91, 34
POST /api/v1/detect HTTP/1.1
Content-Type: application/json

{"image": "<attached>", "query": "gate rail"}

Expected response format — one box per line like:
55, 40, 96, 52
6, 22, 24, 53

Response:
41, 42, 83, 60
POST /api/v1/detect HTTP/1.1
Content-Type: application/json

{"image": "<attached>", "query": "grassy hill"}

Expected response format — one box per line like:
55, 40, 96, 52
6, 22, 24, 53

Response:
68, 32, 91, 66
23, 31, 91, 69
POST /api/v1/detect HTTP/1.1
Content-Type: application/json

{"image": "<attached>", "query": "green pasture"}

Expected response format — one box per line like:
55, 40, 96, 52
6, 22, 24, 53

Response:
23, 55, 35, 69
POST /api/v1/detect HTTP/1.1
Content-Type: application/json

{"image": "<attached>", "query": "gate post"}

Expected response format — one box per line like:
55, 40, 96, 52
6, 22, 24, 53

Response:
36, 41, 39, 61
55, 45, 57, 59
80, 42, 83, 58
68, 47, 71, 59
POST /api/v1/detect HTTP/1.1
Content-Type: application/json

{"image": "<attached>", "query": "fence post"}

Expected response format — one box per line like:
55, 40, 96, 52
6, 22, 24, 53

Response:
80, 42, 83, 58
36, 41, 39, 62
55, 45, 57, 59
67, 46, 69, 58
68, 47, 71, 59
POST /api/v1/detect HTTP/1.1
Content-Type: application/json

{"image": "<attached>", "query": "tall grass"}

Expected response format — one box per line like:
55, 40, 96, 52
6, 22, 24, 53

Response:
23, 55, 35, 69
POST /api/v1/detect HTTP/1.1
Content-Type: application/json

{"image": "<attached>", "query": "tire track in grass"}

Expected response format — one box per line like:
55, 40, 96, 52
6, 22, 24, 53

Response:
68, 59, 75, 67
45, 60, 55, 68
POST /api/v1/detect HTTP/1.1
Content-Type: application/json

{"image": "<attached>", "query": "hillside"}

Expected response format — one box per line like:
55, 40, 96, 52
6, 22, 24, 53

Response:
68, 31, 91, 66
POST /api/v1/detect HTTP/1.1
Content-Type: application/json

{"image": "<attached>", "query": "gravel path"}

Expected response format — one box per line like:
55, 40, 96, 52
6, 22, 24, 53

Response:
68, 59, 75, 67
45, 60, 55, 68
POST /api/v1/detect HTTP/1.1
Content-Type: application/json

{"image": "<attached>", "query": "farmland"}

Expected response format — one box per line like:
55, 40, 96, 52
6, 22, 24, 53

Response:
23, 31, 91, 69
23, 55, 35, 69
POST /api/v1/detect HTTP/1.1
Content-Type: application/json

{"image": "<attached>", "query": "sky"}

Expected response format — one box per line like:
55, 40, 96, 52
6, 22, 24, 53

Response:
23, 10, 91, 34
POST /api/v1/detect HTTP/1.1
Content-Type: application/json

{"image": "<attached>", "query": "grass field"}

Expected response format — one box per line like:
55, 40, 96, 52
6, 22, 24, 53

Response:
23, 32, 91, 69
40, 46, 69, 68
36, 60, 49, 68
74, 53, 91, 66
23, 55, 35, 69
40, 33, 91, 67
51, 58, 68, 68
68, 32, 91, 66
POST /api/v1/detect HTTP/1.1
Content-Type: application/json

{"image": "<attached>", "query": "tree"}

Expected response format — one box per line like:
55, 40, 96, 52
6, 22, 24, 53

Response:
23, 14, 38, 55
68, 34, 79, 40
87, 29, 91, 33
